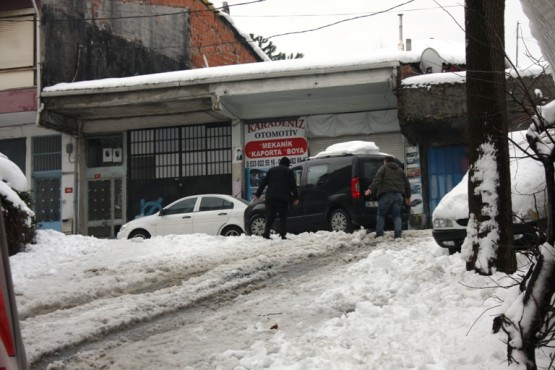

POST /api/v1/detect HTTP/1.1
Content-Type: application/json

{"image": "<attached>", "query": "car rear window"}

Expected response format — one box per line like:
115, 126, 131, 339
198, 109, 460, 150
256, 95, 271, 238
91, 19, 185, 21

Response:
359, 158, 385, 189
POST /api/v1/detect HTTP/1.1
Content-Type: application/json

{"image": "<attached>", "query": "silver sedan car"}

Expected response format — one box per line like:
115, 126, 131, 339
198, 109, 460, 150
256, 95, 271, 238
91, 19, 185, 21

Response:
117, 194, 248, 239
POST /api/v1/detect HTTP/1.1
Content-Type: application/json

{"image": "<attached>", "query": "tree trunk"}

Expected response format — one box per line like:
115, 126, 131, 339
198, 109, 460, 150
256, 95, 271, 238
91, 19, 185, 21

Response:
464, 0, 516, 274
504, 128, 555, 367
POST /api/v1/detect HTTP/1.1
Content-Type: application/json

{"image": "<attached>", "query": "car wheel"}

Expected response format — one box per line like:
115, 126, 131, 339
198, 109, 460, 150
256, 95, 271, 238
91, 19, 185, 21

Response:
221, 225, 243, 237
128, 229, 151, 239
329, 209, 353, 233
247, 214, 267, 236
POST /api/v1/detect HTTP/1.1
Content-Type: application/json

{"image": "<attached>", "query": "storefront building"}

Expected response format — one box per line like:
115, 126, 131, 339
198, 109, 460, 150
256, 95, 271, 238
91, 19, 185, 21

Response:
39, 58, 412, 237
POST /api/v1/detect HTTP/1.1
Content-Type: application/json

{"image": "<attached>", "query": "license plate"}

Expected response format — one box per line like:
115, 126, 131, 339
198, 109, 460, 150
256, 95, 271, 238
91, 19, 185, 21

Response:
365, 201, 378, 208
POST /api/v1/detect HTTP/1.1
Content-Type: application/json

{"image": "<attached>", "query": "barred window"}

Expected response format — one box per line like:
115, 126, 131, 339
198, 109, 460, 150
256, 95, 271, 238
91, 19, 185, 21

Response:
32, 135, 61, 172
130, 123, 231, 180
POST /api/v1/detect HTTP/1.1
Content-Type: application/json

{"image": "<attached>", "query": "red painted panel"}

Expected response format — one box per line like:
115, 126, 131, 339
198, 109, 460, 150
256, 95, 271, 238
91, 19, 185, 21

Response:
0, 89, 36, 114
245, 138, 308, 159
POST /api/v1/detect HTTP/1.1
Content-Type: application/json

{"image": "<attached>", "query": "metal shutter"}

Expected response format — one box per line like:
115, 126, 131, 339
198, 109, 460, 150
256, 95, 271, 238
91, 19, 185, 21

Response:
0, 11, 35, 90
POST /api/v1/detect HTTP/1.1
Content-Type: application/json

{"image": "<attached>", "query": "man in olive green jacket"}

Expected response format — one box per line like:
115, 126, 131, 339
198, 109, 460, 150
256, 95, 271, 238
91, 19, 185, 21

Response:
364, 156, 411, 238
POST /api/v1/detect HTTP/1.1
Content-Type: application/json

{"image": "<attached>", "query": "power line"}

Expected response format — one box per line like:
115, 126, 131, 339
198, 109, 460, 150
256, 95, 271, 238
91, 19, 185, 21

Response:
229, 4, 461, 19
0, 0, 262, 22
0, 1, 461, 24
265, 0, 417, 40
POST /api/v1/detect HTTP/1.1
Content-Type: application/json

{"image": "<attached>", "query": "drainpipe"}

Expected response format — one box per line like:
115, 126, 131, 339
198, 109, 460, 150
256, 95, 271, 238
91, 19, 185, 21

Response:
31, 0, 42, 125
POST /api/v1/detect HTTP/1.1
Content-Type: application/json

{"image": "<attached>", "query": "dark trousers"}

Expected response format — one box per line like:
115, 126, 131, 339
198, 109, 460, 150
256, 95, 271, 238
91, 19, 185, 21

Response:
264, 199, 289, 237
376, 192, 403, 238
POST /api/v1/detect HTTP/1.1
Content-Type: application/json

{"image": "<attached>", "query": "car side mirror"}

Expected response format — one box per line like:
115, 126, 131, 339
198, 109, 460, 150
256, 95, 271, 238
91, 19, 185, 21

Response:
159, 209, 166, 216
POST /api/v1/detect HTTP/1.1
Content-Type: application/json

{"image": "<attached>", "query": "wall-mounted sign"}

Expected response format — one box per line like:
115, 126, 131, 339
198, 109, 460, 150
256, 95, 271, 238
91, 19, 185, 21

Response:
244, 118, 308, 168
244, 118, 309, 200
245, 138, 308, 159
405, 146, 423, 215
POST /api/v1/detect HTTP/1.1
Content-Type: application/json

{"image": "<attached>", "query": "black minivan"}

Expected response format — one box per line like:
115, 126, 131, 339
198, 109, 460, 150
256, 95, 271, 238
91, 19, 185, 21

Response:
244, 152, 409, 236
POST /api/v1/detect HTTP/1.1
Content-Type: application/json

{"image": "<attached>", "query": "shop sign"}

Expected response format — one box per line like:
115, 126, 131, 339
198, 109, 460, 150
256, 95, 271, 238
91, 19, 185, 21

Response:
244, 118, 308, 168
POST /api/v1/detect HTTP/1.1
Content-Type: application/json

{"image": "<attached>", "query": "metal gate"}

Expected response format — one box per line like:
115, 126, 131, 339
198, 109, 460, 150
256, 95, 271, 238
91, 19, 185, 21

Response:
32, 135, 62, 232
427, 145, 469, 216
127, 123, 232, 220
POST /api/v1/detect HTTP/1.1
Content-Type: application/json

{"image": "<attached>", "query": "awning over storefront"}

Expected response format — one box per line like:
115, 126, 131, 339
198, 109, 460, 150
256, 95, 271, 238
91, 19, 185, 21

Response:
39, 58, 400, 135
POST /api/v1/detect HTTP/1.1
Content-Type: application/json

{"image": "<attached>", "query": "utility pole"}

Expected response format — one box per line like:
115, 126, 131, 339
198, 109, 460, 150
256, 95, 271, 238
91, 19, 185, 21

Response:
516, 21, 519, 68
398, 14, 404, 51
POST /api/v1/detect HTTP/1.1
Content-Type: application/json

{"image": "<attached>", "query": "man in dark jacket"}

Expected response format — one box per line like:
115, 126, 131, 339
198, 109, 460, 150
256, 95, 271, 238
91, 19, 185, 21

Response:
254, 156, 299, 239
364, 156, 411, 238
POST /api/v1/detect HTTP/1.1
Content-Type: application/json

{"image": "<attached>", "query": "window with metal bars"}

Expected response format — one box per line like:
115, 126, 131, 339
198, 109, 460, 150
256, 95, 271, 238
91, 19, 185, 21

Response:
0, 10, 35, 90
129, 123, 231, 180
32, 135, 61, 172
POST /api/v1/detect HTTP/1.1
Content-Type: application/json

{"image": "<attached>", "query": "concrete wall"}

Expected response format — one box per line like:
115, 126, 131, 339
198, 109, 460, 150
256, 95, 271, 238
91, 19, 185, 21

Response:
398, 73, 555, 145
41, 0, 189, 87
41, 0, 261, 87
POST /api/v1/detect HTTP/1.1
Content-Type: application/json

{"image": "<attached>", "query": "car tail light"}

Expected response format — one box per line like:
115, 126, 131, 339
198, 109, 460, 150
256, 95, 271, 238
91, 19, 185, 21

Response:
351, 177, 361, 199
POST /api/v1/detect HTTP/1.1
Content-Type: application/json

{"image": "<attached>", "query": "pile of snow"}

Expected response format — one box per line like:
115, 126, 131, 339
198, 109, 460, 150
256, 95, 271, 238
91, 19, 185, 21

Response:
433, 130, 546, 222
0, 153, 34, 219
313, 141, 381, 157
527, 100, 555, 157
520, 0, 555, 81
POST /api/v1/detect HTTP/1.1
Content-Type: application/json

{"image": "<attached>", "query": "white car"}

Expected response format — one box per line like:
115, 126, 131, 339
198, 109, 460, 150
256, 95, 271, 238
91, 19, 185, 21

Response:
432, 130, 548, 254
117, 194, 248, 239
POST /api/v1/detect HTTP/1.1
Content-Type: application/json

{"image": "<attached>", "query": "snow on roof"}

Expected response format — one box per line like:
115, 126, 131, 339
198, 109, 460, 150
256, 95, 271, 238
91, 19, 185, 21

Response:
313, 141, 381, 157
402, 64, 552, 88
42, 50, 417, 94
401, 72, 466, 87
507, 64, 553, 78
40, 37, 474, 94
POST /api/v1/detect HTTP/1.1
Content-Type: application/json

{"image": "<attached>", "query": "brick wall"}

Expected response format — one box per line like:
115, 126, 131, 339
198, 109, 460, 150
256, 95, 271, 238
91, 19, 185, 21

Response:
144, 0, 262, 68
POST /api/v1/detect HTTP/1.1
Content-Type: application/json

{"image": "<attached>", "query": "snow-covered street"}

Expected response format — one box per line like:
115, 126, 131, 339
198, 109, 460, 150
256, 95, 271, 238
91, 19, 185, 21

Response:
10, 228, 547, 369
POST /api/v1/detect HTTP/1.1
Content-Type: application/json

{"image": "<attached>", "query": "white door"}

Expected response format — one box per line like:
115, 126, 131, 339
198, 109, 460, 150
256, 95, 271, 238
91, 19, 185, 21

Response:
155, 197, 197, 236
193, 196, 233, 235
